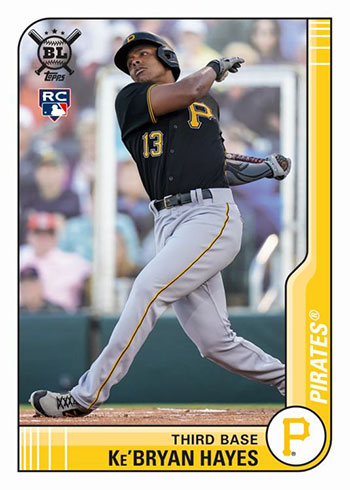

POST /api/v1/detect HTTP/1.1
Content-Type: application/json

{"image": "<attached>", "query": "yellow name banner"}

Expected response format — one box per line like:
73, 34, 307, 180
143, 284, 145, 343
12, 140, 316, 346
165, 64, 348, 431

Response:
20, 425, 330, 471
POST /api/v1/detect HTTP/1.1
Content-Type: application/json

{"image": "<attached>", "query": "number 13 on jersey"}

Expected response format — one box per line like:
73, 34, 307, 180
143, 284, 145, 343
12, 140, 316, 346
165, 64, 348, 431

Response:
142, 130, 164, 158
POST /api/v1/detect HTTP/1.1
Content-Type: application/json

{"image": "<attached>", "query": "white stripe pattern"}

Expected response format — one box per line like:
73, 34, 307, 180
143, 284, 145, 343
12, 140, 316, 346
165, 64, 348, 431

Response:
19, 427, 69, 470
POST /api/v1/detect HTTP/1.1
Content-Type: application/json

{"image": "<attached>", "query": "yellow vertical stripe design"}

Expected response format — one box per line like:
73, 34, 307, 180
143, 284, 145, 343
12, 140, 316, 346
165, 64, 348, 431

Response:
88, 203, 230, 409
147, 84, 158, 123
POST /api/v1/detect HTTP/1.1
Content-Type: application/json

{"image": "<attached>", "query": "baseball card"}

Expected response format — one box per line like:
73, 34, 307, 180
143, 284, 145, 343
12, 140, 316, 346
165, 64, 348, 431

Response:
18, 15, 331, 473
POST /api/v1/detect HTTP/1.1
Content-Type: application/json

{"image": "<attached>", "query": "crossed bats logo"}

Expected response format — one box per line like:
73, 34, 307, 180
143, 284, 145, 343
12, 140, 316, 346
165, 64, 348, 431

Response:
28, 28, 81, 75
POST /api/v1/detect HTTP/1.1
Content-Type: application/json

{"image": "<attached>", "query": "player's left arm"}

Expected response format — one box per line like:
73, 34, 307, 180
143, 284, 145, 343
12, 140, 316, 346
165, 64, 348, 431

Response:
224, 153, 291, 186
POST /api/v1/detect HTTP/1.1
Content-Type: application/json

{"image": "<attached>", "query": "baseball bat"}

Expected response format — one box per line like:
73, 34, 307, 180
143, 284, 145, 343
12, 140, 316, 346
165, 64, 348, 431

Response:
63, 29, 81, 74
65, 29, 82, 45
225, 153, 265, 164
35, 65, 46, 76
63, 65, 74, 75
29, 30, 46, 75
28, 29, 44, 45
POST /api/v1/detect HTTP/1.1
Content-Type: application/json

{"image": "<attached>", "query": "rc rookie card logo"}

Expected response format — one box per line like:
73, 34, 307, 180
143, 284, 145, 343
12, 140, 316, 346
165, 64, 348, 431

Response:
38, 89, 71, 122
28, 28, 81, 80
266, 406, 326, 466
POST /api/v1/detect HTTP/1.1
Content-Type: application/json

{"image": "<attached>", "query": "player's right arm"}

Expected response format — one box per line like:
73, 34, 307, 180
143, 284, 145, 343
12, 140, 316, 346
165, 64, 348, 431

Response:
150, 57, 244, 117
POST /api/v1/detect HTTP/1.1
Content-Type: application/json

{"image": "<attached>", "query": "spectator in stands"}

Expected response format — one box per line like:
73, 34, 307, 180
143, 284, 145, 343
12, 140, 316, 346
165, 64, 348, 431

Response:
20, 105, 41, 245
134, 228, 156, 268
69, 109, 96, 214
249, 20, 287, 64
59, 205, 141, 274
20, 212, 91, 312
223, 42, 260, 66
61, 19, 112, 68
21, 147, 81, 222
20, 106, 39, 198
137, 19, 163, 34
174, 20, 221, 71
117, 160, 154, 242
136, 19, 176, 42
20, 266, 64, 313
278, 19, 307, 64
216, 77, 280, 152
20, 59, 54, 127
60, 19, 111, 109
295, 30, 307, 65
115, 229, 139, 278
205, 19, 251, 53
109, 21, 136, 63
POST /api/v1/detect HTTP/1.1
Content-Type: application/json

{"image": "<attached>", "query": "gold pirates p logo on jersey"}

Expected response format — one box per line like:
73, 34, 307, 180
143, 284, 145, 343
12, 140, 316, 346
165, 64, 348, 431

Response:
187, 102, 214, 129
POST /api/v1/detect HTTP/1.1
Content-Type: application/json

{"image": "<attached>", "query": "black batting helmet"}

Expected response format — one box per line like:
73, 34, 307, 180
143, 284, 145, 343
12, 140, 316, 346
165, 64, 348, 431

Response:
114, 31, 180, 81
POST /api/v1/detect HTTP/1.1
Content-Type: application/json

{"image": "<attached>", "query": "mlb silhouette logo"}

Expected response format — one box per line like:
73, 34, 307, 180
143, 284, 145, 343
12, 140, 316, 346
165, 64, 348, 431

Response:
38, 88, 71, 122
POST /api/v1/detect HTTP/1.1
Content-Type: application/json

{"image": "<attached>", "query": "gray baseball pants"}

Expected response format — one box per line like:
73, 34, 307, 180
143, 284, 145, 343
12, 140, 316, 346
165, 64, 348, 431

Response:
71, 188, 285, 409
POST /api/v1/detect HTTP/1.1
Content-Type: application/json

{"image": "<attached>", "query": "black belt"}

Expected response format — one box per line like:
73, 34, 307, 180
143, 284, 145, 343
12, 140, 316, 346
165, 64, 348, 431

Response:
154, 189, 212, 211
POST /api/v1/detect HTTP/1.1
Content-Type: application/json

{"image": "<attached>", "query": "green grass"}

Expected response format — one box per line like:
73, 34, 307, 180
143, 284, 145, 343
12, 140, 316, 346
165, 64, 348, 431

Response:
20, 402, 283, 410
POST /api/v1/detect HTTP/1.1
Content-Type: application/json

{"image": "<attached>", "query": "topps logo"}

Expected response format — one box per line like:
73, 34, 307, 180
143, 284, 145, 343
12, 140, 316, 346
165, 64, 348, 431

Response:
43, 72, 66, 82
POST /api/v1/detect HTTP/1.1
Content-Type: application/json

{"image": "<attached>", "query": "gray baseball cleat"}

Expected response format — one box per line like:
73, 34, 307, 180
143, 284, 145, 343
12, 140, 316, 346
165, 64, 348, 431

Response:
29, 390, 92, 417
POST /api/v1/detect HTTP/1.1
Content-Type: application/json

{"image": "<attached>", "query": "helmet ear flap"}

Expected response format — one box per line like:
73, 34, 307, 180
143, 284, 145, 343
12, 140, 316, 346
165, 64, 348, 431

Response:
157, 46, 180, 80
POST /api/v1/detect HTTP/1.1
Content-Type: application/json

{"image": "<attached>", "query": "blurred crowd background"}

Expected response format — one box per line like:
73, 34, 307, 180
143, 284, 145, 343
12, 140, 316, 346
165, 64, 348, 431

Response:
19, 18, 306, 313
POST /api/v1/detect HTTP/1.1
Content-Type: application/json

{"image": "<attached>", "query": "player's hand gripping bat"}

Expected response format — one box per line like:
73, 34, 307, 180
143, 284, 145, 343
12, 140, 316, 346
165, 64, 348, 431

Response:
224, 152, 292, 184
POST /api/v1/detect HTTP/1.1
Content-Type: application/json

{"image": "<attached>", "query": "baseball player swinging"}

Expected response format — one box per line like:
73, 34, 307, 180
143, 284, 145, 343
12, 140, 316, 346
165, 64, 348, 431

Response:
30, 32, 290, 417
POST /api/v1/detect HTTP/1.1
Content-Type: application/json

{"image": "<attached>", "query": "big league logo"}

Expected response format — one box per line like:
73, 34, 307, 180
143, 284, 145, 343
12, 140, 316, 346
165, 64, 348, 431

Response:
28, 28, 81, 81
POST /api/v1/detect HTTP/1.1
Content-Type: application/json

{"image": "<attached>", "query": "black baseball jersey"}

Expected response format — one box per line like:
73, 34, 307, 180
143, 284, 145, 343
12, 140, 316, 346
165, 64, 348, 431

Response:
115, 82, 228, 200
